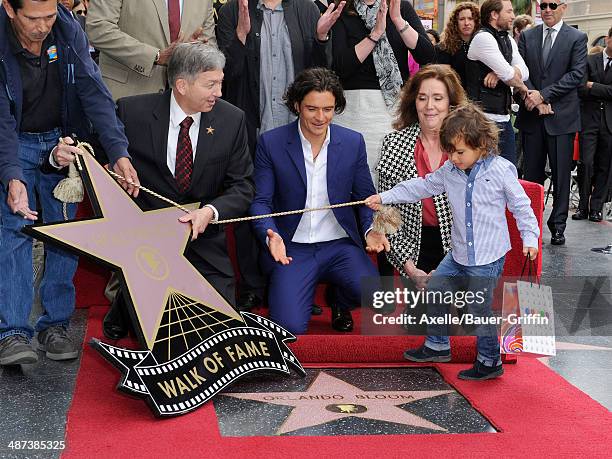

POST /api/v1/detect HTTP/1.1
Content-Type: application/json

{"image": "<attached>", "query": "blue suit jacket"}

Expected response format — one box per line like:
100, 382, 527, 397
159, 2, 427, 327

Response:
250, 120, 375, 250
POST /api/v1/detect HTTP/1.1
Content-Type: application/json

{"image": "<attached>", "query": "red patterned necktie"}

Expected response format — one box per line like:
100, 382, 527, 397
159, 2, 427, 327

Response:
168, 0, 181, 42
175, 116, 194, 193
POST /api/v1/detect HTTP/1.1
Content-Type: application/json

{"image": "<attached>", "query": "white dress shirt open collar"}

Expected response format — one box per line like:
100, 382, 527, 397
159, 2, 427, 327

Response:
291, 122, 348, 243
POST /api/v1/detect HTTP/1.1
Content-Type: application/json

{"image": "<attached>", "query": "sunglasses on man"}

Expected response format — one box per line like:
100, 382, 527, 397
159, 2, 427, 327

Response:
540, 2, 563, 10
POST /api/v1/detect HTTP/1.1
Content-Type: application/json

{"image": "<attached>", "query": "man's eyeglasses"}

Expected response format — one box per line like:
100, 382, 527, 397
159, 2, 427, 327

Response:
540, 2, 563, 10
75, 9, 87, 16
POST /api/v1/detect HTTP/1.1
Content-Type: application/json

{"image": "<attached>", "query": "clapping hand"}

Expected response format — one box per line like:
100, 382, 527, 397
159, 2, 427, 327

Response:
236, 0, 251, 44
389, 0, 402, 26
370, 0, 388, 41
317, 1, 345, 41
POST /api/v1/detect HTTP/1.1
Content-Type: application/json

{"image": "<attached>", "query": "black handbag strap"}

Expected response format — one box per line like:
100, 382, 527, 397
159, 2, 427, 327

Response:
520, 255, 540, 285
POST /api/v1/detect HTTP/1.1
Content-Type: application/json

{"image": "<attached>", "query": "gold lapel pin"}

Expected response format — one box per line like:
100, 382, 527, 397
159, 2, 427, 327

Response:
206, 126, 214, 135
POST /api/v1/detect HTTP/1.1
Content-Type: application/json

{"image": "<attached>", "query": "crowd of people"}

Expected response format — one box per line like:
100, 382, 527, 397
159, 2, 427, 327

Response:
0, 0, 609, 382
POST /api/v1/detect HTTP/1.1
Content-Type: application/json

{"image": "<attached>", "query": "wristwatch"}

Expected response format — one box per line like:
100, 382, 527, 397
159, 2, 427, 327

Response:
154, 49, 161, 64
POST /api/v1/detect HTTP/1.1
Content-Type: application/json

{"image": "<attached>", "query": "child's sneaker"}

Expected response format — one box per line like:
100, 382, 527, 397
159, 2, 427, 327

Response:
458, 361, 503, 380
403, 345, 451, 362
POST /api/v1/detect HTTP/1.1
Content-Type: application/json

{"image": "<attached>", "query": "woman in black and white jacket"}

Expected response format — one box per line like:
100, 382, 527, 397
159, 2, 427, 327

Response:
377, 65, 467, 286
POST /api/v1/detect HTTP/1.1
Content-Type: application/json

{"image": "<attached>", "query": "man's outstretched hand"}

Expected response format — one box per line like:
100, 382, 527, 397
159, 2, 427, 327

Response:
267, 229, 292, 265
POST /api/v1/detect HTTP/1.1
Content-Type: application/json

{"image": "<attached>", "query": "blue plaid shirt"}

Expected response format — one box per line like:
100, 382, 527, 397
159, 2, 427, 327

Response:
380, 155, 539, 266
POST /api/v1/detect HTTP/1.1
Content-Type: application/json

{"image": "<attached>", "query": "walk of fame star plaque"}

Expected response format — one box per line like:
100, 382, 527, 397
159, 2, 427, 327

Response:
23, 153, 304, 417
214, 368, 497, 436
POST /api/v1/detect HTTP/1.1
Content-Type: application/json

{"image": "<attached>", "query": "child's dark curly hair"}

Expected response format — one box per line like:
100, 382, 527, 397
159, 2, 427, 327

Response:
440, 104, 499, 156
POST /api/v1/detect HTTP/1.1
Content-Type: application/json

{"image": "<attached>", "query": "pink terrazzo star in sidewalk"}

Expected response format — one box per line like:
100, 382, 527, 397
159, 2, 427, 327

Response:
223, 371, 453, 434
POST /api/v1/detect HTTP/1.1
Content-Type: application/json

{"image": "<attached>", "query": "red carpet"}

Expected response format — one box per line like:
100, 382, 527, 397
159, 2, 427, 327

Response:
62, 307, 612, 459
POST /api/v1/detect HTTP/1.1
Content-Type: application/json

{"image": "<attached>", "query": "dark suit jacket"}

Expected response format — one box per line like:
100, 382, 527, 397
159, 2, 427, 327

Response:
578, 51, 612, 134
249, 120, 375, 252
216, 0, 330, 153
516, 23, 587, 136
116, 92, 254, 277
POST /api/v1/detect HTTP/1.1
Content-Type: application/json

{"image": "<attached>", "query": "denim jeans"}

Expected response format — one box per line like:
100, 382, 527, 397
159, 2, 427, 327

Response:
0, 129, 78, 340
497, 120, 517, 166
424, 252, 506, 367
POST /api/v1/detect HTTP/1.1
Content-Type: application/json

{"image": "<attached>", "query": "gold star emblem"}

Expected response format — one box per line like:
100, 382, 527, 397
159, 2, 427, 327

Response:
336, 404, 359, 413
206, 126, 214, 135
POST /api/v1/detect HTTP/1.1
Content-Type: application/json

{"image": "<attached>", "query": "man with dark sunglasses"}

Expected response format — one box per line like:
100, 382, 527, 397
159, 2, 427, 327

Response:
516, 1, 587, 246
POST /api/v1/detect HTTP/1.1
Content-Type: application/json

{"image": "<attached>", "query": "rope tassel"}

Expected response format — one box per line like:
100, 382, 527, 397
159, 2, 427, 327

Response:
53, 140, 95, 204
372, 205, 402, 235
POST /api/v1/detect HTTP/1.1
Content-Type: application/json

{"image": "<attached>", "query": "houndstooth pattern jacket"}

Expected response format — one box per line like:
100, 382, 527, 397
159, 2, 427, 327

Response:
376, 123, 453, 277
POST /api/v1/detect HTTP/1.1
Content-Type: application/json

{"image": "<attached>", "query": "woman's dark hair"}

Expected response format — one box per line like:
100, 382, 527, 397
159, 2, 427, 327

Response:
439, 2, 480, 55
284, 68, 346, 116
439, 103, 499, 157
425, 29, 440, 44
393, 64, 467, 130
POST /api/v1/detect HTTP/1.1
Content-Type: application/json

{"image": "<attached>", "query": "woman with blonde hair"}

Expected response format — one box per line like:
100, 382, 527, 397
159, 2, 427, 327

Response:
435, 1, 480, 87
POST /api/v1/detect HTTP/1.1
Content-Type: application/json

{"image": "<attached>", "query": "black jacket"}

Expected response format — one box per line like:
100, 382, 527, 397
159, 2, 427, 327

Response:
465, 26, 513, 115
578, 51, 612, 134
216, 0, 330, 153
435, 42, 469, 88
116, 92, 254, 277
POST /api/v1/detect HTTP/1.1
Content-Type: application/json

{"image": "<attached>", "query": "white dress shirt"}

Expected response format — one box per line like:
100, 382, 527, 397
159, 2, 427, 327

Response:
467, 30, 529, 122
291, 123, 349, 243
167, 91, 218, 220
542, 20, 563, 49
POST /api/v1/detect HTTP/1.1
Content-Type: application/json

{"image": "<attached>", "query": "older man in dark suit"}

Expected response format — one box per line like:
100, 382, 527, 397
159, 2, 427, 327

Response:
104, 43, 254, 339
574, 27, 612, 223
516, 1, 587, 245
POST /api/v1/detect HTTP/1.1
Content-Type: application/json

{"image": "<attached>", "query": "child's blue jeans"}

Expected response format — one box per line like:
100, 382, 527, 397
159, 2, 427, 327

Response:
424, 252, 506, 367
